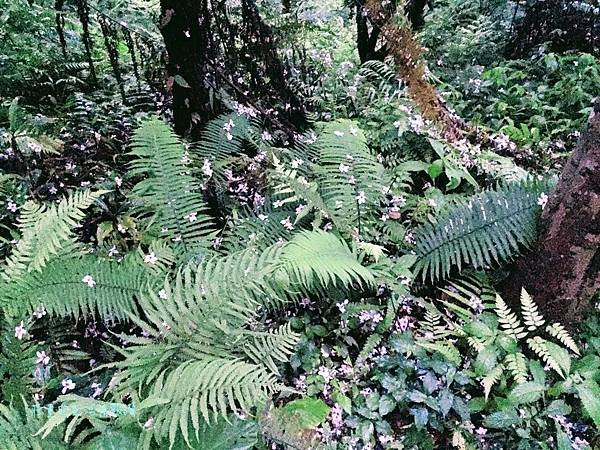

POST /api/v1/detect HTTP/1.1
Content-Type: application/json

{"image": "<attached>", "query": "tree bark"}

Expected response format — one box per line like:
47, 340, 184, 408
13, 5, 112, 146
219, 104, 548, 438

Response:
159, 0, 216, 136
502, 100, 600, 324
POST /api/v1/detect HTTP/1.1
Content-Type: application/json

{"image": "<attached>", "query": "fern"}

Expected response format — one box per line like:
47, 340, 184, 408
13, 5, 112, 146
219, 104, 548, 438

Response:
128, 117, 216, 259
546, 323, 580, 356
0, 398, 67, 450
2, 189, 107, 281
494, 294, 526, 340
505, 353, 529, 384
309, 120, 388, 236
527, 336, 567, 379
276, 230, 375, 292
413, 180, 550, 282
520, 289, 545, 331
481, 364, 504, 400
0, 253, 162, 319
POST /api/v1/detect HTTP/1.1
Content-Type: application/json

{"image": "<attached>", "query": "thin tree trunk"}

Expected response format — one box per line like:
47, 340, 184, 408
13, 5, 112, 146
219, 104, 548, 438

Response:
502, 100, 600, 324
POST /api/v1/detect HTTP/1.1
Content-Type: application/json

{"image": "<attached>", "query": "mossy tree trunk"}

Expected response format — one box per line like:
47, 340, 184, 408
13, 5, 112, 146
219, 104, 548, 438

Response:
503, 100, 600, 324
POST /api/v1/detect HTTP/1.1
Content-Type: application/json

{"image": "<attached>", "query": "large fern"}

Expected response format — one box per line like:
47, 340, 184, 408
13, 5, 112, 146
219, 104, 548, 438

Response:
2, 189, 107, 281
128, 117, 216, 260
413, 180, 551, 282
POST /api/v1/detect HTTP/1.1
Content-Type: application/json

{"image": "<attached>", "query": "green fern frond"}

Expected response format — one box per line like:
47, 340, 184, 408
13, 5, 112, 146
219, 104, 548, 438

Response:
276, 230, 375, 292
520, 288, 545, 331
527, 336, 566, 379
418, 341, 461, 366
2, 189, 107, 280
495, 294, 527, 339
128, 117, 216, 259
546, 323, 580, 356
242, 324, 300, 376
0, 398, 67, 450
413, 180, 550, 282
481, 364, 504, 400
310, 120, 388, 235
0, 253, 161, 319
504, 353, 528, 384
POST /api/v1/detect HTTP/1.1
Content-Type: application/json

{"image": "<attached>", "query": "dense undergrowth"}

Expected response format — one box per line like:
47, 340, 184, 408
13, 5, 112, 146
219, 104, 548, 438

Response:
0, 0, 599, 449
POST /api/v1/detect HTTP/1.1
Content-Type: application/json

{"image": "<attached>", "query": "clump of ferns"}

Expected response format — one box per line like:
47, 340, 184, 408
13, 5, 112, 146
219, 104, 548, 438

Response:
417, 284, 580, 400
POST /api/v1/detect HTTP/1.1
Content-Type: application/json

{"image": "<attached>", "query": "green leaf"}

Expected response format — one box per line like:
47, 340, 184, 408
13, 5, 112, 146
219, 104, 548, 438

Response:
333, 391, 352, 414
174, 75, 191, 88
484, 409, 521, 429
543, 340, 571, 376
427, 160, 444, 179
282, 398, 330, 429
508, 382, 545, 405
378, 395, 395, 416
576, 379, 600, 428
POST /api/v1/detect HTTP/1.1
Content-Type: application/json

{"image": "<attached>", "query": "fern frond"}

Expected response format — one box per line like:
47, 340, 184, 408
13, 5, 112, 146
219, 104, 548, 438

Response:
546, 323, 580, 356
413, 180, 551, 282
276, 230, 375, 292
2, 189, 107, 280
481, 364, 504, 400
128, 117, 215, 259
527, 336, 566, 378
495, 294, 526, 339
504, 353, 528, 384
520, 288, 545, 331
0, 398, 67, 450
0, 253, 161, 319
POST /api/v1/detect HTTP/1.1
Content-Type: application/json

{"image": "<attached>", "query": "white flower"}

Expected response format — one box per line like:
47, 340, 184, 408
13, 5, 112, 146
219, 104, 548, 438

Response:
144, 252, 158, 265
91, 382, 103, 398
428, 198, 437, 208
348, 176, 356, 185
158, 289, 168, 300
349, 126, 358, 136
273, 200, 284, 208
261, 130, 273, 142
295, 204, 306, 215
409, 115, 425, 132
537, 192, 548, 209
114, 177, 123, 187
33, 305, 46, 319
291, 158, 303, 169
184, 212, 197, 222
108, 246, 119, 257
36, 351, 50, 365
202, 159, 213, 177
338, 163, 350, 173
14, 321, 26, 340
356, 191, 366, 205
82, 275, 96, 287
61, 378, 76, 394
223, 119, 235, 132
144, 417, 155, 429
117, 223, 127, 234
258, 213, 268, 221
334, 130, 345, 137
6, 201, 17, 213
280, 216, 294, 231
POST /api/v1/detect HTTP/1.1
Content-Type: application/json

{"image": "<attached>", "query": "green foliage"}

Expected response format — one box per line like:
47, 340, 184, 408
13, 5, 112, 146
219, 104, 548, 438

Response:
128, 117, 215, 259
413, 180, 550, 282
2, 189, 106, 281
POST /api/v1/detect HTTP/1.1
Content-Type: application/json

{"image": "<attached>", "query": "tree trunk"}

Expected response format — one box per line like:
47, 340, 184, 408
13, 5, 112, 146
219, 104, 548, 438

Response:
159, 0, 216, 136
502, 100, 600, 324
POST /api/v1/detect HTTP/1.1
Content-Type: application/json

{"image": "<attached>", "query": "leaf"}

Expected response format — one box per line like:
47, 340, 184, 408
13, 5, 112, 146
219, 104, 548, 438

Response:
576, 379, 600, 428
333, 391, 352, 414
174, 75, 191, 88
508, 382, 545, 405
427, 160, 444, 179
484, 409, 521, 429
378, 395, 395, 416
410, 407, 429, 429
282, 398, 330, 429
